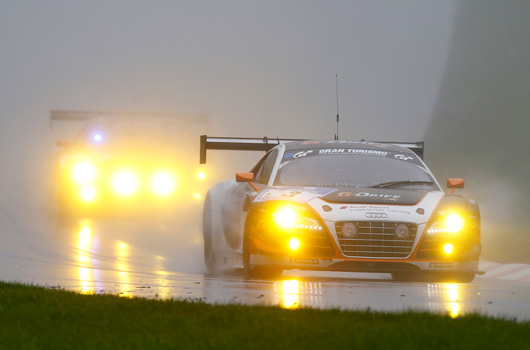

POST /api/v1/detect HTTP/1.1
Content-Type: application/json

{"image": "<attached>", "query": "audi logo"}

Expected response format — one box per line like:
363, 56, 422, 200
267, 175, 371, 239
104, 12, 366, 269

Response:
365, 212, 388, 219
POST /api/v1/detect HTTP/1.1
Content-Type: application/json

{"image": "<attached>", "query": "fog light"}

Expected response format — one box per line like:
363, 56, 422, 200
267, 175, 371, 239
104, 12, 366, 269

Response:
72, 162, 96, 185
288, 238, 301, 250
443, 243, 454, 255
113, 171, 138, 195
80, 186, 96, 201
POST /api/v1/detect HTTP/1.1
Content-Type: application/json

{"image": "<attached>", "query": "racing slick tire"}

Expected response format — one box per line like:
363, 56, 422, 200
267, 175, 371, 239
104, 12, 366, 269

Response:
203, 194, 221, 273
242, 227, 283, 279
391, 271, 476, 283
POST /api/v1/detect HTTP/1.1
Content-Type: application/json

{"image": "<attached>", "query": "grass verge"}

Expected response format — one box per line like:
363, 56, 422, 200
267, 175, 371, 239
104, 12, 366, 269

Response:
0, 281, 528, 349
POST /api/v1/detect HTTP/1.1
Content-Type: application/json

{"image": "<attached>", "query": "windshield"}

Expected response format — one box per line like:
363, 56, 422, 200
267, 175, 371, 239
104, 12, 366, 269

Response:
274, 152, 437, 190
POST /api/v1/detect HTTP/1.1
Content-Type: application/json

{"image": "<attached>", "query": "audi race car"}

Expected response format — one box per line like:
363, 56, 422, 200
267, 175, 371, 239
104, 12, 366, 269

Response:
51, 111, 209, 217
201, 136, 482, 282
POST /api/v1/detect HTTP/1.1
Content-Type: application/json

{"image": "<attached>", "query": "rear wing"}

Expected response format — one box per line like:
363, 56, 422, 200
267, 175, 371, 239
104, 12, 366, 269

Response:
200, 136, 424, 164
376, 141, 424, 159
200, 136, 306, 164
50, 110, 208, 130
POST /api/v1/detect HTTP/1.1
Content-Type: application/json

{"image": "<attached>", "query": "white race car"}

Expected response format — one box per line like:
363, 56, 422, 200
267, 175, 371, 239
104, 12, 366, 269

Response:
201, 136, 481, 282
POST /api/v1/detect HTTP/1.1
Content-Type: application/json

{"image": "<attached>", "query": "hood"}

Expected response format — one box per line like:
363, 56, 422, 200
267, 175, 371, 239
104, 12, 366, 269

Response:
253, 186, 427, 206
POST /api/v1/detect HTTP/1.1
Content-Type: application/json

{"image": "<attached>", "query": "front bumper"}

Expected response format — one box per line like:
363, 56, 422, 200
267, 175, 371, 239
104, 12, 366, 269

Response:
250, 254, 480, 274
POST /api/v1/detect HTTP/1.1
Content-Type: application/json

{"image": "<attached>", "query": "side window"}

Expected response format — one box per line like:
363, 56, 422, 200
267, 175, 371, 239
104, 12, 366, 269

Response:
254, 149, 279, 185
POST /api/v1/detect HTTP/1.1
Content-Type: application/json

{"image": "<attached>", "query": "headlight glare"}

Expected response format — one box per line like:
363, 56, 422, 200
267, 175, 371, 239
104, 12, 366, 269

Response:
72, 162, 96, 185
272, 204, 322, 231
152, 172, 176, 196
427, 211, 464, 234
443, 243, 454, 254
80, 186, 96, 201
288, 238, 301, 250
112, 171, 138, 195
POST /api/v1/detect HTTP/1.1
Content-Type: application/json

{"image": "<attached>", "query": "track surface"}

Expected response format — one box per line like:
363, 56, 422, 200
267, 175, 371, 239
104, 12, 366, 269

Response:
1, 210, 528, 321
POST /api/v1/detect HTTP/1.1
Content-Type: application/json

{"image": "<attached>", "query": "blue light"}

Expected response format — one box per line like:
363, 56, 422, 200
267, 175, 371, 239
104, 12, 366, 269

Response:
93, 133, 103, 143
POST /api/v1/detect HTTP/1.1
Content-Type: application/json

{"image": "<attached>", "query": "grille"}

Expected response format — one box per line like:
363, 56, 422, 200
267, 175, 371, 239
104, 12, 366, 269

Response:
336, 221, 417, 258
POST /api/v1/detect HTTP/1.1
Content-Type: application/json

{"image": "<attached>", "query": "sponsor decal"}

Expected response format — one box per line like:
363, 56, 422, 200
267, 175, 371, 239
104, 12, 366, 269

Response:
429, 262, 454, 269
338, 205, 413, 216
394, 154, 414, 161
319, 148, 388, 156
279, 161, 290, 169
293, 150, 313, 158
289, 258, 319, 265
338, 192, 401, 201
253, 187, 337, 203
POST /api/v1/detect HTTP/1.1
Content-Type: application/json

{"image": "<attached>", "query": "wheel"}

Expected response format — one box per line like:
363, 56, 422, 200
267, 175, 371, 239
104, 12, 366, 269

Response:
203, 195, 220, 273
391, 271, 476, 283
242, 227, 282, 279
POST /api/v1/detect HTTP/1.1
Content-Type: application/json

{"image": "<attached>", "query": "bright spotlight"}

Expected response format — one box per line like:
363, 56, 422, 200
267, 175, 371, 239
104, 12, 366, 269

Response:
152, 172, 176, 196
112, 171, 138, 195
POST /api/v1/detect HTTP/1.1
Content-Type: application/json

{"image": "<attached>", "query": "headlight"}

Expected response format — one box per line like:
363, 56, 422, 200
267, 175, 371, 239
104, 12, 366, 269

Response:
152, 172, 176, 196
72, 162, 96, 185
272, 204, 322, 231
80, 186, 96, 201
112, 171, 138, 195
427, 211, 465, 234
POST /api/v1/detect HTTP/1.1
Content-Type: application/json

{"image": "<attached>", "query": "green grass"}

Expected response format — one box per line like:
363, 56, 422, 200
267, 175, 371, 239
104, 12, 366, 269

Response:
0, 282, 528, 349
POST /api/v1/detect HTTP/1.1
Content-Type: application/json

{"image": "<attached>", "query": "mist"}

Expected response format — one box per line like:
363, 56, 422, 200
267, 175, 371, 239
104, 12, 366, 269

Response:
426, 0, 530, 263
2, 1, 493, 271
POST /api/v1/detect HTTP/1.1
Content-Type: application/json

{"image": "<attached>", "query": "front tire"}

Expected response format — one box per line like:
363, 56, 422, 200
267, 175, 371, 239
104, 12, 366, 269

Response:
203, 194, 220, 273
242, 227, 282, 279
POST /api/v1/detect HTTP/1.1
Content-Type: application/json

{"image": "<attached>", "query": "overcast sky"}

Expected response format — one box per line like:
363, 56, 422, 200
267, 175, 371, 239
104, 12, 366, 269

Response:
0, 1, 456, 211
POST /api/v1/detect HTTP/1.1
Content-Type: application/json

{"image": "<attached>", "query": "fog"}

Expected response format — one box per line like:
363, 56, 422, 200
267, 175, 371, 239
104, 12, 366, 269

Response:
0, 0, 454, 209
426, 0, 530, 263
2, 1, 525, 266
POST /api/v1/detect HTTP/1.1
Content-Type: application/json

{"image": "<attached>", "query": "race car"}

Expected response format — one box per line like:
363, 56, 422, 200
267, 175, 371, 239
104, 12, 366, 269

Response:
51, 111, 209, 217
201, 136, 481, 282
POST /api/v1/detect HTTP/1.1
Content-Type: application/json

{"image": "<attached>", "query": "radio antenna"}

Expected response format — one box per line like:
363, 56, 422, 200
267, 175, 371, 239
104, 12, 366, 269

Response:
335, 74, 340, 140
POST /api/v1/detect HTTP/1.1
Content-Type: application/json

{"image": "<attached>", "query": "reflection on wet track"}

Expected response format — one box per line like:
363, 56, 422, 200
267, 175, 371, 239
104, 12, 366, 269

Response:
0, 213, 529, 321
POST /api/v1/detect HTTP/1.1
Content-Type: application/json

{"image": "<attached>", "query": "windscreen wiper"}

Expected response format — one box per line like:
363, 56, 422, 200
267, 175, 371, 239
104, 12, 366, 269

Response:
367, 180, 434, 188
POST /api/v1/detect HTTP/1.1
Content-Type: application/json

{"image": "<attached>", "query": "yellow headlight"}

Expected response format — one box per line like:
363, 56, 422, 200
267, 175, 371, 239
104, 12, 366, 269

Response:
427, 212, 465, 234
72, 162, 96, 185
445, 213, 464, 233
112, 171, 138, 195
152, 172, 176, 196
274, 207, 298, 228
272, 204, 323, 231
80, 186, 96, 201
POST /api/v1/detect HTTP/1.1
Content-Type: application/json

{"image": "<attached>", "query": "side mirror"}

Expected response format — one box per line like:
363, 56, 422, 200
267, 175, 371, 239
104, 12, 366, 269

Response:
236, 172, 259, 191
56, 140, 70, 148
447, 178, 464, 194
